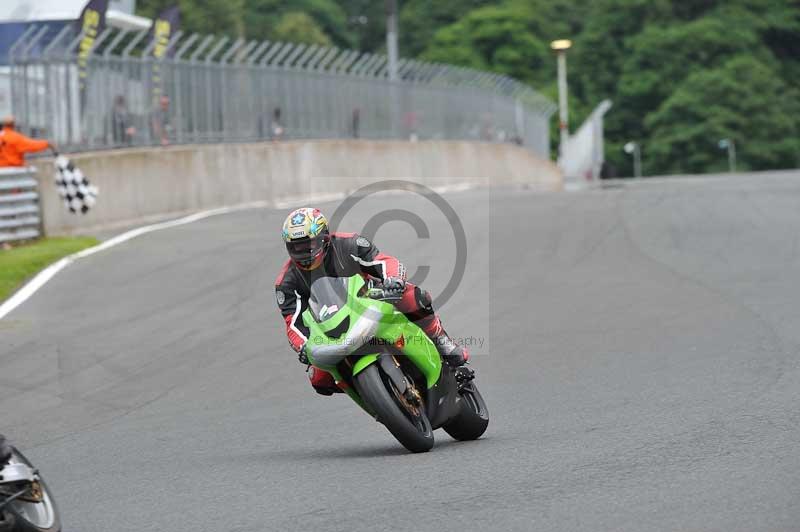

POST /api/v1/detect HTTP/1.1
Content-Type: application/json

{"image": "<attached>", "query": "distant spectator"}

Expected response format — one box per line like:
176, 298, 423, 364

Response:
403, 111, 418, 141
351, 108, 360, 139
150, 95, 173, 146
0, 115, 50, 167
110, 95, 136, 146
270, 107, 285, 140
481, 113, 494, 141
600, 161, 618, 179
257, 110, 268, 138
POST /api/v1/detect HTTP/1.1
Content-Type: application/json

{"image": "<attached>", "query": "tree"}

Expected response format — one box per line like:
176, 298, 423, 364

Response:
271, 11, 332, 47
644, 55, 800, 174
570, 0, 672, 106
739, 0, 800, 88
615, 13, 769, 143
420, 4, 550, 87
400, 0, 491, 57
244, 0, 349, 48
138, 0, 347, 46
137, 0, 246, 37
283, 0, 351, 48
336, 0, 387, 52
568, 0, 798, 174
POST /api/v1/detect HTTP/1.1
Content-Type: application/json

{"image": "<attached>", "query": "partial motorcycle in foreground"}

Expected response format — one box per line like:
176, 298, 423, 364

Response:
304, 276, 490, 452
0, 436, 60, 532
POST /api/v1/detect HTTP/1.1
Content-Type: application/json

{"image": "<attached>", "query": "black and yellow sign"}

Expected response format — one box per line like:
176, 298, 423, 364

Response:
75, 0, 108, 92
150, 5, 181, 100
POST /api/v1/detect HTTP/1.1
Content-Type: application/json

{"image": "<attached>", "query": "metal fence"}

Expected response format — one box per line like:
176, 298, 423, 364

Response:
0, 166, 40, 244
6, 26, 555, 157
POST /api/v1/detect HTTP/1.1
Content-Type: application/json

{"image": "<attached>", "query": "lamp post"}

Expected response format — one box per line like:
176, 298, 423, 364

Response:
386, 0, 399, 81
718, 138, 736, 173
624, 141, 642, 178
550, 39, 572, 157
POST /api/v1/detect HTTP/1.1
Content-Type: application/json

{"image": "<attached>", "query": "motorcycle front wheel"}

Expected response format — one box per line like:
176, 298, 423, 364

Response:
2, 448, 61, 532
355, 364, 434, 453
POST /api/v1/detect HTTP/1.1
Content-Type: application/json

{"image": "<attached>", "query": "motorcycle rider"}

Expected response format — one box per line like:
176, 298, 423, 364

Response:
275, 207, 469, 395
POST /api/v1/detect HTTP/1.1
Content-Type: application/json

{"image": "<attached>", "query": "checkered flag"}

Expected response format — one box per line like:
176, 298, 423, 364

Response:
54, 155, 98, 214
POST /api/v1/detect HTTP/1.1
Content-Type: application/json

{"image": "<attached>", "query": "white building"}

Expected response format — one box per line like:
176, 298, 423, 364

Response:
0, 0, 150, 31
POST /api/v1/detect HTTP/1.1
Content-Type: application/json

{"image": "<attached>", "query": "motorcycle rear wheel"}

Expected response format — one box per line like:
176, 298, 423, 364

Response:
442, 382, 489, 441
355, 364, 434, 453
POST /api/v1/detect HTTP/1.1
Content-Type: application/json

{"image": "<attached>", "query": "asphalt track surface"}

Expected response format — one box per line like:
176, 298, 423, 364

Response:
2, 174, 800, 532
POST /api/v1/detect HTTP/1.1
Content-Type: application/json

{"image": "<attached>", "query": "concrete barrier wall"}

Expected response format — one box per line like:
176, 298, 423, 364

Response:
33, 140, 561, 235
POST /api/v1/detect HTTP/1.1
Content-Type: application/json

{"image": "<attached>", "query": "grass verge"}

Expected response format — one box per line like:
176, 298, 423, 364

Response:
0, 237, 99, 302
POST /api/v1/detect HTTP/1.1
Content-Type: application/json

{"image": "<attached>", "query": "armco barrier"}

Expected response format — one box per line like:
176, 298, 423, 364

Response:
0, 167, 41, 243
32, 140, 561, 235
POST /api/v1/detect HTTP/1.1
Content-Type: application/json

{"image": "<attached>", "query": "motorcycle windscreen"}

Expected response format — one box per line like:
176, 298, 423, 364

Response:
308, 277, 349, 322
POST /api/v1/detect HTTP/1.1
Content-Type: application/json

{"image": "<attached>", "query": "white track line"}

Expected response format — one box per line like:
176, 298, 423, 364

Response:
0, 201, 270, 320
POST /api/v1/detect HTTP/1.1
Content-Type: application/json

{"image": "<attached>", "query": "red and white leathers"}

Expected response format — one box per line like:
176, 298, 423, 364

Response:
275, 232, 464, 394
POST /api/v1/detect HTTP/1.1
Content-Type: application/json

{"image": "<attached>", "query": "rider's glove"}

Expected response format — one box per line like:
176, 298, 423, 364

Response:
298, 344, 310, 366
0, 434, 12, 465
383, 276, 406, 294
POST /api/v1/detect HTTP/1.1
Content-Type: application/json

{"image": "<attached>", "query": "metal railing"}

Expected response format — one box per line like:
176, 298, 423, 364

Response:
0, 167, 40, 244
7, 26, 555, 157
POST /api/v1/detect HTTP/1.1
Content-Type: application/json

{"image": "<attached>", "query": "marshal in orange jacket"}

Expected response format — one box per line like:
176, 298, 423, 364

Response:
0, 125, 49, 167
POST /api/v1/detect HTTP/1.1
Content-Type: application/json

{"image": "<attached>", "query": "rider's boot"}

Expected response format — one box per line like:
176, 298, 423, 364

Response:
308, 366, 343, 395
420, 316, 470, 367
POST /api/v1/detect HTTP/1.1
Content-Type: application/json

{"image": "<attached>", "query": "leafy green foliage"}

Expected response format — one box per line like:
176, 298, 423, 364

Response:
248, 0, 352, 48
136, 0, 247, 37
334, 0, 387, 52
137, 0, 351, 47
421, 4, 549, 86
271, 12, 333, 46
645, 55, 800, 174
569, 0, 672, 106
399, 0, 491, 57
612, 12, 769, 153
563, 0, 800, 175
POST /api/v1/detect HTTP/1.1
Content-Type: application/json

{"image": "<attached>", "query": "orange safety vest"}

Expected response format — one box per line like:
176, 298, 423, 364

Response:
0, 127, 49, 167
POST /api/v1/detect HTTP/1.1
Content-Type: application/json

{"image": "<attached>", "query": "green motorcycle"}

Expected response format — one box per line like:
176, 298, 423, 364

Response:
303, 275, 489, 453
